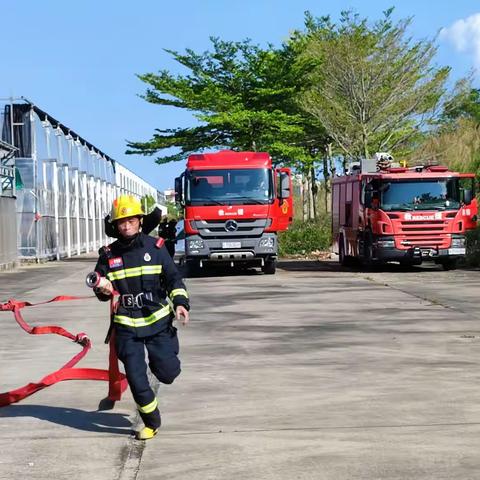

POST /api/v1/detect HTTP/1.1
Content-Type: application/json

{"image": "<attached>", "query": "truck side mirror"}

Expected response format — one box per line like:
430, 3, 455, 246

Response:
279, 172, 290, 199
463, 189, 473, 205
174, 176, 184, 205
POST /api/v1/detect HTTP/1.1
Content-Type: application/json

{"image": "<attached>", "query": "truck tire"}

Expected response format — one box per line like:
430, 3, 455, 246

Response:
339, 237, 354, 267
262, 259, 277, 275
361, 230, 375, 268
440, 259, 457, 271
185, 259, 200, 277
399, 260, 420, 268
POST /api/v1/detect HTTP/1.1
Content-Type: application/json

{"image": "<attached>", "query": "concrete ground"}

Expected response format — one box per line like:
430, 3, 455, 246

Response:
0, 257, 479, 479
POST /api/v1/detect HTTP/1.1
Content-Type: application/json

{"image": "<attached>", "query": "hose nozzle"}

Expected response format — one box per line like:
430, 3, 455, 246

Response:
86, 271, 109, 289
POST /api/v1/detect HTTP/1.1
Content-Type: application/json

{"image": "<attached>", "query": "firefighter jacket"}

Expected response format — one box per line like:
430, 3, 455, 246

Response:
94, 232, 189, 338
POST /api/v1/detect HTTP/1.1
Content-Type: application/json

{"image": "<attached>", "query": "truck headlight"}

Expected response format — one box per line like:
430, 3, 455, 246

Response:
188, 239, 204, 249
376, 238, 395, 248
451, 236, 465, 248
259, 237, 275, 248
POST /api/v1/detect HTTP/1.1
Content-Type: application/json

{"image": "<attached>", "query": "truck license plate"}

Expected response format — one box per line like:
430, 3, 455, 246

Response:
448, 248, 466, 255
222, 241, 241, 249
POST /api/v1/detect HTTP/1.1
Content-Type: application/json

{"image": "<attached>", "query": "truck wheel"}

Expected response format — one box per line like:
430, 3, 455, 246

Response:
338, 237, 350, 267
440, 259, 457, 271
262, 259, 277, 275
362, 230, 375, 267
185, 260, 200, 277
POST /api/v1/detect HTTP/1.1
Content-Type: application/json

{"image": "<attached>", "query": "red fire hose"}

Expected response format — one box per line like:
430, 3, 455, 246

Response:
0, 295, 128, 407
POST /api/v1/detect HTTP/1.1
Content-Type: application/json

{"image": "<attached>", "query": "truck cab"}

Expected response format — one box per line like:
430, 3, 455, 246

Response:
333, 161, 477, 269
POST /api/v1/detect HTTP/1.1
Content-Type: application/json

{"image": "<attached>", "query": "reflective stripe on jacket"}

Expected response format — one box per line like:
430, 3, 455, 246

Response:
94, 232, 189, 337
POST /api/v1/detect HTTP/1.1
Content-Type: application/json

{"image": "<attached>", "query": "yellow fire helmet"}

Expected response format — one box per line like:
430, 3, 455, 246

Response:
110, 195, 144, 222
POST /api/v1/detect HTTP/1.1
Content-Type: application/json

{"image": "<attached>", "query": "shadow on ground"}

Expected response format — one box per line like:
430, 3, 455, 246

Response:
0, 404, 132, 435
278, 259, 446, 274
182, 259, 446, 278
61, 257, 98, 264
181, 264, 263, 279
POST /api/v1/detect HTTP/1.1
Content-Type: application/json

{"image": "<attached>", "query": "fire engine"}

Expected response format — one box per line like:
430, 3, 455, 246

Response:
175, 150, 293, 274
332, 155, 477, 269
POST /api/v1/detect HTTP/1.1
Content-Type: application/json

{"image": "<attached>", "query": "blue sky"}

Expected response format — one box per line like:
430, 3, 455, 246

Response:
2, 0, 479, 191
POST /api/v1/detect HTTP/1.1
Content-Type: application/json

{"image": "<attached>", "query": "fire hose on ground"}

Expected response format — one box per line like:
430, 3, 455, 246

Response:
0, 286, 128, 408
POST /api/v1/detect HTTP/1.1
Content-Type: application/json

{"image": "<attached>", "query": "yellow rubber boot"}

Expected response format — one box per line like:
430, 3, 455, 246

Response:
136, 427, 159, 440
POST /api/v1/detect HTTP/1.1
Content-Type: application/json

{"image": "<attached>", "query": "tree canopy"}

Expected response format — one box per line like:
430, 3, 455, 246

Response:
440, 80, 480, 126
299, 9, 450, 162
407, 81, 480, 175
126, 37, 328, 171
128, 9, 453, 172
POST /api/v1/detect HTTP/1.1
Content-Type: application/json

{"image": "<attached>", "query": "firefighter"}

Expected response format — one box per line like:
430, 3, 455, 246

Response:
158, 217, 168, 241
165, 218, 177, 258
93, 194, 189, 440
158, 217, 177, 258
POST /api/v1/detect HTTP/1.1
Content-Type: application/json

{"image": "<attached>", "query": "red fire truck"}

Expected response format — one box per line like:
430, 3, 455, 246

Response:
175, 150, 293, 274
332, 160, 477, 269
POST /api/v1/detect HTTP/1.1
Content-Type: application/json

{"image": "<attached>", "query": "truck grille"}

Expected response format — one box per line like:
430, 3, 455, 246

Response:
193, 218, 267, 238
397, 220, 449, 248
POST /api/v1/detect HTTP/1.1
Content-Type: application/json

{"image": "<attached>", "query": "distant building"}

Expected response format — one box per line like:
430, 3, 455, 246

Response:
0, 97, 166, 261
164, 188, 175, 204
0, 139, 18, 269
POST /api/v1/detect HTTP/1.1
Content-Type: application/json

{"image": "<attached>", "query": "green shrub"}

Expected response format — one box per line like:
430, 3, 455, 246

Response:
466, 226, 480, 266
278, 216, 331, 256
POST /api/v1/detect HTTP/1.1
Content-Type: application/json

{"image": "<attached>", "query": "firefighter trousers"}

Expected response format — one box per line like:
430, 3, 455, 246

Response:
115, 325, 181, 429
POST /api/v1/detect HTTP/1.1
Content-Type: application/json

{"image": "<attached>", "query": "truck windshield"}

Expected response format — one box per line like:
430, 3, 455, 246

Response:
379, 179, 461, 211
186, 168, 273, 205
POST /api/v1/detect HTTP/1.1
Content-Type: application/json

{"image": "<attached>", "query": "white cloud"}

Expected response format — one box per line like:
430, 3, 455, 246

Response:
440, 13, 480, 72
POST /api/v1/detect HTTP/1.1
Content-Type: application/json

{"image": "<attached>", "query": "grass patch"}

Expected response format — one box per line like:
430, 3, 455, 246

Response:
279, 216, 331, 256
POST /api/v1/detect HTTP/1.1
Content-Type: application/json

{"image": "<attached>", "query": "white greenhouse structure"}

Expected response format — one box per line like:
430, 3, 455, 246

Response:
0, 98, 165, 263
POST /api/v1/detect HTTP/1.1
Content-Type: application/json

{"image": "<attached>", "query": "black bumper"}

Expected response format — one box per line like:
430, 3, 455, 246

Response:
374, 246, 466, 262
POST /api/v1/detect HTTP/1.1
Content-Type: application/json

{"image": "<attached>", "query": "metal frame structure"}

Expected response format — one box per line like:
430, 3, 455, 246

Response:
0, 97, 165, 261
0, 139, 18, 269
0, 139, 16, 197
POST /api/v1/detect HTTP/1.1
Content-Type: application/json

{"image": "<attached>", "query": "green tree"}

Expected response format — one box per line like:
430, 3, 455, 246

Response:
407, 79, 480, 174
299, 9, 450, 166
140, 194, 156, 213
441, 80, 480, 126
127, 39, 317, 161
166, 201, 180, 219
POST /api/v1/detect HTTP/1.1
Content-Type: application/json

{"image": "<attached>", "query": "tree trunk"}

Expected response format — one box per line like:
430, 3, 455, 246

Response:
308, 172, 314, 220
310, 166, 317, 220
302, 173, 308, 222
326, 144, 334, 213
362, 126, 369, 160
300, 169, 317, 221
322, 151, 330, 214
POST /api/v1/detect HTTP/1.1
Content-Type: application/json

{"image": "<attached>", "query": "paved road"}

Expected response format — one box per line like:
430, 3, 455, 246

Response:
0, 258, 479, 479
